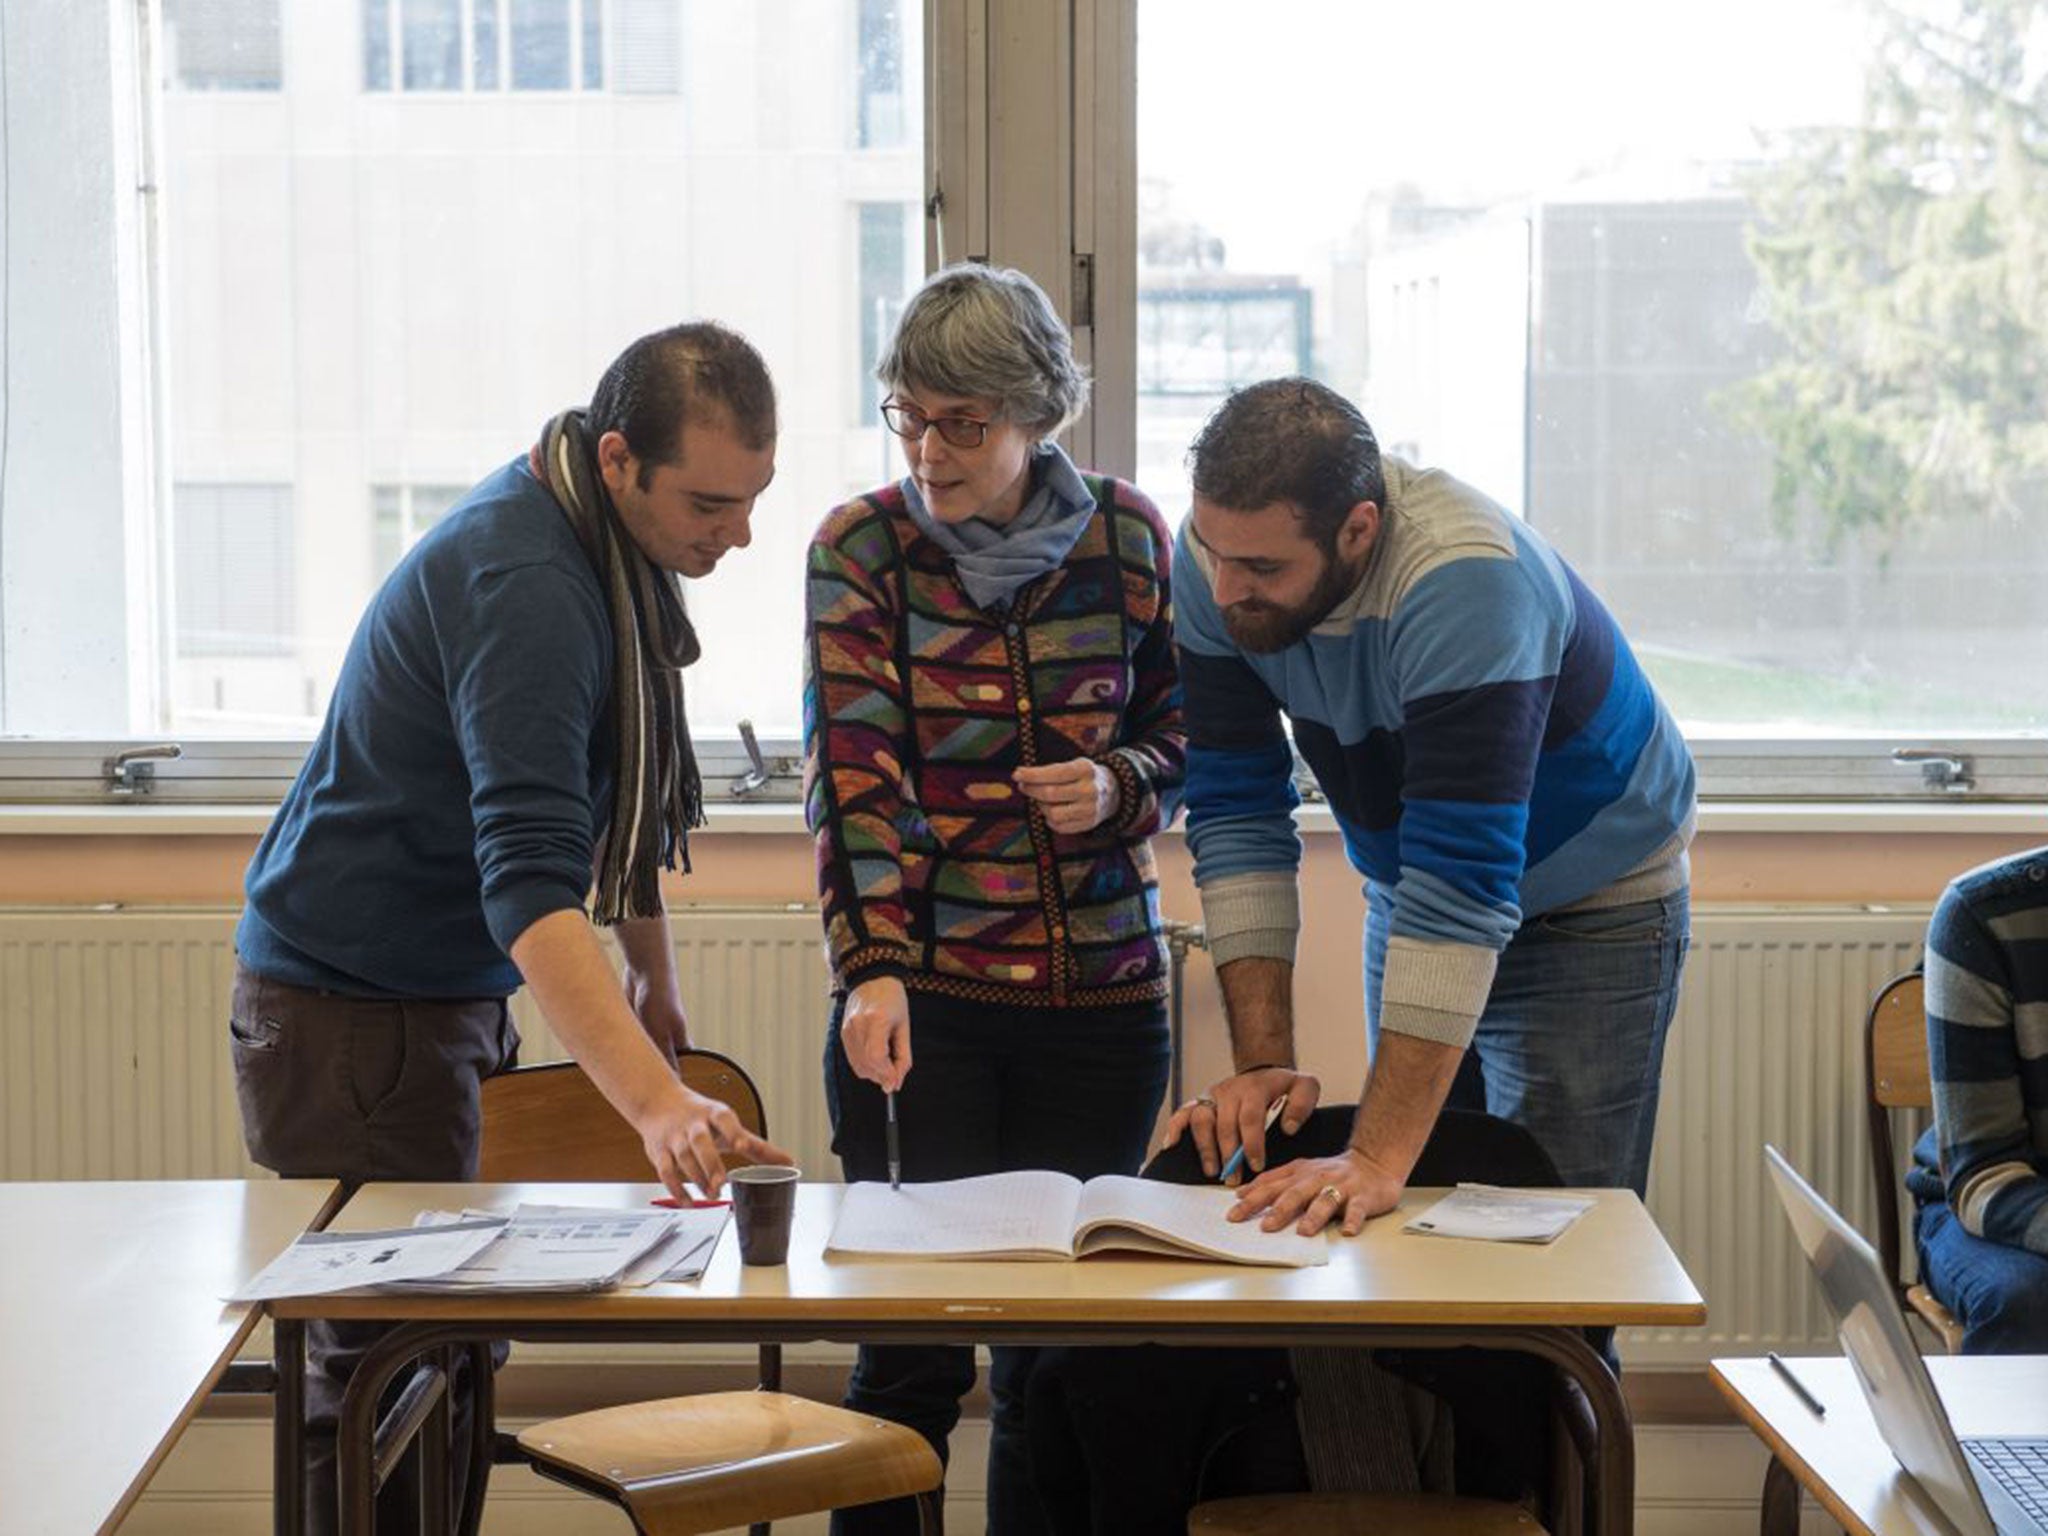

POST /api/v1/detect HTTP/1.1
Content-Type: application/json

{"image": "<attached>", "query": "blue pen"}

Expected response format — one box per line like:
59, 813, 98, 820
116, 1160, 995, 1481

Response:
1218, 1099, 1286, 1184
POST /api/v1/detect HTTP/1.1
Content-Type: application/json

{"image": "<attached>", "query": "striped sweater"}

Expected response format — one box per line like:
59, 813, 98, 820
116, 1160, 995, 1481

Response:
1178, 456, 1696, 1049
803, 475, 1185, 1008
1908, 848, 2048, 1256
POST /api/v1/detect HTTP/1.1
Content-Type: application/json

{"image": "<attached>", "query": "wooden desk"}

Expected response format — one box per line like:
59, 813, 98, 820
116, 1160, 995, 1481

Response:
1711, 1355, 2048, 1535
0, 1178, 340, 1536
278, 1181, 1705, 1536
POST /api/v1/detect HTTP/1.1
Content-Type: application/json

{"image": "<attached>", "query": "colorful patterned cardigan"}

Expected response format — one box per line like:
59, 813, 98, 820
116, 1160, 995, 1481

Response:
804, 475, 1186, 1009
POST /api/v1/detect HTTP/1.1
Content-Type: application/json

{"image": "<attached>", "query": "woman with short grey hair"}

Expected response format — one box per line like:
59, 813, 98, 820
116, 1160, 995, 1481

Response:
804, 262, 1187, 1536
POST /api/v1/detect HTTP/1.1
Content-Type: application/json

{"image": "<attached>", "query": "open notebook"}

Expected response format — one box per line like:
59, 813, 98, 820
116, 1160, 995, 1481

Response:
826, 1170, 1327, 1268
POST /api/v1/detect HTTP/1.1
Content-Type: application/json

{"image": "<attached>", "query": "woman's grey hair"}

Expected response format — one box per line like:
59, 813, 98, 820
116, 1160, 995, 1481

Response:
877, 263, 1090, 438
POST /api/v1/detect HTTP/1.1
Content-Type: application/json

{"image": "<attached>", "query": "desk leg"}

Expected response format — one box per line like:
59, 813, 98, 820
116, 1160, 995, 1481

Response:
1502, 1327, 1632, 1536
274, 1317, 305, 1536
1759, 1454, 1801, 1536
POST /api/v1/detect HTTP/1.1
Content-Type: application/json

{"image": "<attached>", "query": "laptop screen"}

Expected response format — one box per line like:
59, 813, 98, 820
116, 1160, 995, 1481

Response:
1764, 1144, 1997, 1536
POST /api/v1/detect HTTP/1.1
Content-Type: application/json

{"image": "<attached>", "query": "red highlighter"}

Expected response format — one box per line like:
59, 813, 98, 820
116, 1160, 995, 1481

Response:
653, 1195, 732, 1210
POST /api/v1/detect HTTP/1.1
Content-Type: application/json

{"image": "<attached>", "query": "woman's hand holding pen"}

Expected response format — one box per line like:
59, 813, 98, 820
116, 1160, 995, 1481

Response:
843, 975, 913, 1091
1161, 1065, 1322, 1183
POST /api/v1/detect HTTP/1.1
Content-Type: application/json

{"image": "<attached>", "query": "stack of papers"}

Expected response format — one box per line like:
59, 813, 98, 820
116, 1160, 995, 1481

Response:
231, 1203, 729, 1301
1402, 1185, 1595, 1245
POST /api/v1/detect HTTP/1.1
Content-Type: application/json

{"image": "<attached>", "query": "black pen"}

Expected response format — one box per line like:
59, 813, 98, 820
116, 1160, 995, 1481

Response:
1768, 1352, 1826, 1418
886, 1089, 901, 1191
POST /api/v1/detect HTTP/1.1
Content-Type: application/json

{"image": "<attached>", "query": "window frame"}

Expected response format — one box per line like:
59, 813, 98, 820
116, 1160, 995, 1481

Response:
3, 0, 2044, 808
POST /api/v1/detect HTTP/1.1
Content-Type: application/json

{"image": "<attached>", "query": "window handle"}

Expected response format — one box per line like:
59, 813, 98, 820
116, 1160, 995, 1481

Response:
1891, 747, 1973, 793
729, 720, 773, 799
104, 743, 184, 797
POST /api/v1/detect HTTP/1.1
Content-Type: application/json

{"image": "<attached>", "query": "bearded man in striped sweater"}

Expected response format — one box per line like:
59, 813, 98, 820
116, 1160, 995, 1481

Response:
1164, 378, 1697, 1248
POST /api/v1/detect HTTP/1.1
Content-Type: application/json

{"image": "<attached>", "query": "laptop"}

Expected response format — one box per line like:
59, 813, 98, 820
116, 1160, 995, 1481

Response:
1765, 1144, 2048, 1535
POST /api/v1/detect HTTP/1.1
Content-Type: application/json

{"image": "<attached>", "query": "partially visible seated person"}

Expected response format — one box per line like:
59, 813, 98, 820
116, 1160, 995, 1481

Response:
1907, 847, 2048, 1353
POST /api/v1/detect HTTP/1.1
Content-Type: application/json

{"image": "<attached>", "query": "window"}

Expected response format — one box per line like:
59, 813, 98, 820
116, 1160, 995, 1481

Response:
856, 0, 907, 149
136, 0, 920, 749
163, 0, 282, 91
372, 484, 467, 579
361, 0, 674, 94
855, 202, 916, 426
173, 484, 295, 661
1136, 0, 2048, 785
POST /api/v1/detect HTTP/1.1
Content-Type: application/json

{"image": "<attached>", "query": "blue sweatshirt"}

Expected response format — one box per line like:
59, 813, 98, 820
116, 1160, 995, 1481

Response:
238, 458, 613, 998
1178, 457, 1695, 1048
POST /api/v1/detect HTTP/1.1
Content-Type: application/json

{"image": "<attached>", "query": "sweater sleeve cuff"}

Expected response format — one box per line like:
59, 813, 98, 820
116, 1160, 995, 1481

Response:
1105, 749, 1157, 836
1376, 935, 1498, 1050
1200, 872, 1300, 968
840, 945, 916, 991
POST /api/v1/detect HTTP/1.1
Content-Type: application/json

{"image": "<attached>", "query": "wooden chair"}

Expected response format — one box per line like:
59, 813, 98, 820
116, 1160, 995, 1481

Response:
1865, 968, 1968, 1354
464, 1053, 943, 1536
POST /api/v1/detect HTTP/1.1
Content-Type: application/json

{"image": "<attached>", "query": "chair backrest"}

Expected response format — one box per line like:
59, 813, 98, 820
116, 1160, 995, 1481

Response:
1140, 1105, 1563, 1191
1865, 968, 1928, 1295
479, 1050, 768, 1183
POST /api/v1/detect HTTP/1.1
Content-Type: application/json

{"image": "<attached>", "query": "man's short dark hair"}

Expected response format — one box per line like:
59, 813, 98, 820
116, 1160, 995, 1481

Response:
1187, 377, 1385, 547
589, 322, 777, 487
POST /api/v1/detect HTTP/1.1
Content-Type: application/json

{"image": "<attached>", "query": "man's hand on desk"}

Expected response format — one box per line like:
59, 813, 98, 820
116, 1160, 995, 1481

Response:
1160, 1064, 1321, 1182
637, 1084, 793, 1200
1227, 1147, 1400, 1239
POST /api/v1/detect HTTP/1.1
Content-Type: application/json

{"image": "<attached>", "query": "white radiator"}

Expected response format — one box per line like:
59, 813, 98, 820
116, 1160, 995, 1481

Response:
0, 906, 839, 1184
0, 901, 1932, 1366
1626, 904, 1929, 1366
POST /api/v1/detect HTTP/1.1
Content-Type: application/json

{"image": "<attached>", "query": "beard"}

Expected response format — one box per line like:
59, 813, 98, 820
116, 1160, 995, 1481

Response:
1220, 547, 1365, 654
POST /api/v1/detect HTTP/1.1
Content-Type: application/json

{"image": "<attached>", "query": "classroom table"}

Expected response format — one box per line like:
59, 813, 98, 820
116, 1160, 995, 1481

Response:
1712, 1354, 2048, 1536
275, 1180, 1706, 1536
0, 1177, 341, 1536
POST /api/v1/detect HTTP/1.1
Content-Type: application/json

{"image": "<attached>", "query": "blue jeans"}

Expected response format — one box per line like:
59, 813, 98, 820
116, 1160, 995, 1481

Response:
824, 989, 1171, 1536
1916, 1198, 2048, 1354
1364, 888, 1690, 1196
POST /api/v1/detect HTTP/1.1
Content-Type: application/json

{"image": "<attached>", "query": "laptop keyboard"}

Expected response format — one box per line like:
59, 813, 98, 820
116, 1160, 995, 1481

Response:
1967, 1438, 2048, 1526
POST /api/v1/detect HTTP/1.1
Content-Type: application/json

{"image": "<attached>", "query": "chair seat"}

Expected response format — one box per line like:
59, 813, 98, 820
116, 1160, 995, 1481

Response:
1907, 1282, 1968, 1353
1189, 1491, 1547, 1535
517, 1390, 943, 1536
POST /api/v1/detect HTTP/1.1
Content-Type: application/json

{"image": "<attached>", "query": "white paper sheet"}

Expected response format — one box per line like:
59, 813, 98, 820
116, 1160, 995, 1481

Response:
229, 1220, 504, 1301
1402, 1185, 1595, 1244
393, 1204, 678, 1292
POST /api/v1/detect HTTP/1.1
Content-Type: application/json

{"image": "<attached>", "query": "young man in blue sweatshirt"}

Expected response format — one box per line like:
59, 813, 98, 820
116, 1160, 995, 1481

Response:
1165, 378, 1695, 1239
233, 322, 792, 1533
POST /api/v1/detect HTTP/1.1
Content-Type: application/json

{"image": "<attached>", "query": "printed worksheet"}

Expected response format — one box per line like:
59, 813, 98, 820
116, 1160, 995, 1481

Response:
1402, 1185, 1595, 1244
228, 1220, 503, 1302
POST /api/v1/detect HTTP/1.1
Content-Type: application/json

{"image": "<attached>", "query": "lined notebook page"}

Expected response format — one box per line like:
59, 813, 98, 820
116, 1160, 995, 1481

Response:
828, 1170, 1083, 1259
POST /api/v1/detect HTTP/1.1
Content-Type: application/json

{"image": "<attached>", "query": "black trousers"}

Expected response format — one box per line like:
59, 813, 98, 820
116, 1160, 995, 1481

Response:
230, 962, 520, 1536
823, 989, 1171, 1536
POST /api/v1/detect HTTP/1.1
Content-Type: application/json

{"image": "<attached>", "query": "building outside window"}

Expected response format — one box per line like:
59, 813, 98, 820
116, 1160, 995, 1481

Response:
163, 0, 282, 91
360, 0, 680, 94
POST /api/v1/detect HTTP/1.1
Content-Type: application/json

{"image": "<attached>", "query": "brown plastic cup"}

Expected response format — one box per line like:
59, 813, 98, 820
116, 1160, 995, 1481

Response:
730, 1164, 802, 1266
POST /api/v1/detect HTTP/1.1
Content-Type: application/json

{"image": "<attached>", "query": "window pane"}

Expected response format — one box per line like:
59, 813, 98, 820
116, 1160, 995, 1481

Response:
610, 0, 682, 95
163, 0, 283, 91
172, 483, 294, 665
1138, 0, 2048, 738
401, 0, 463, 90
473, 0, 501, 90
856, 202, 913, 424
362, 0, 392, 90
857, 0, 905, 148
582, 0, 604, 89
511, 0, 571, 89
160, 3, 924, 738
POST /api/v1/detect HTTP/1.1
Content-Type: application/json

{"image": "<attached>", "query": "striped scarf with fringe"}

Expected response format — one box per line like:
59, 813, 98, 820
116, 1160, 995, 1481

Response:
530, 410, 705, 923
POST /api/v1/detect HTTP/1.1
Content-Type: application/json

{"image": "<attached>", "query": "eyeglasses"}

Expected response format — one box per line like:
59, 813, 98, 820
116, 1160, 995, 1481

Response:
880, 401, 991, 449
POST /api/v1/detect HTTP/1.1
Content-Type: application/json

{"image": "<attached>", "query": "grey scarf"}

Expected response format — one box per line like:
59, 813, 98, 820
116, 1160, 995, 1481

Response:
902, 442, 1096, 609
530, 410, 704, 924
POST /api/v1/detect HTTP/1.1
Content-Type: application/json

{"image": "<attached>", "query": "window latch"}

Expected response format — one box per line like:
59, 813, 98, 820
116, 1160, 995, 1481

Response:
104, 743, 184, 797
1891, 747, 1974, 793
729, 720, 778, 800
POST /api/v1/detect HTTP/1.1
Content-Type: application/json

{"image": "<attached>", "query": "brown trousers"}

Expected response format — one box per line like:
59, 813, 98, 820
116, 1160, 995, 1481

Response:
230, 962, 520, 1536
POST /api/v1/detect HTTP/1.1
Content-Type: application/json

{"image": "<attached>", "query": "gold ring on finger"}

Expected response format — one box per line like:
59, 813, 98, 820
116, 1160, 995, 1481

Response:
1192, 1095, 1216, 1111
